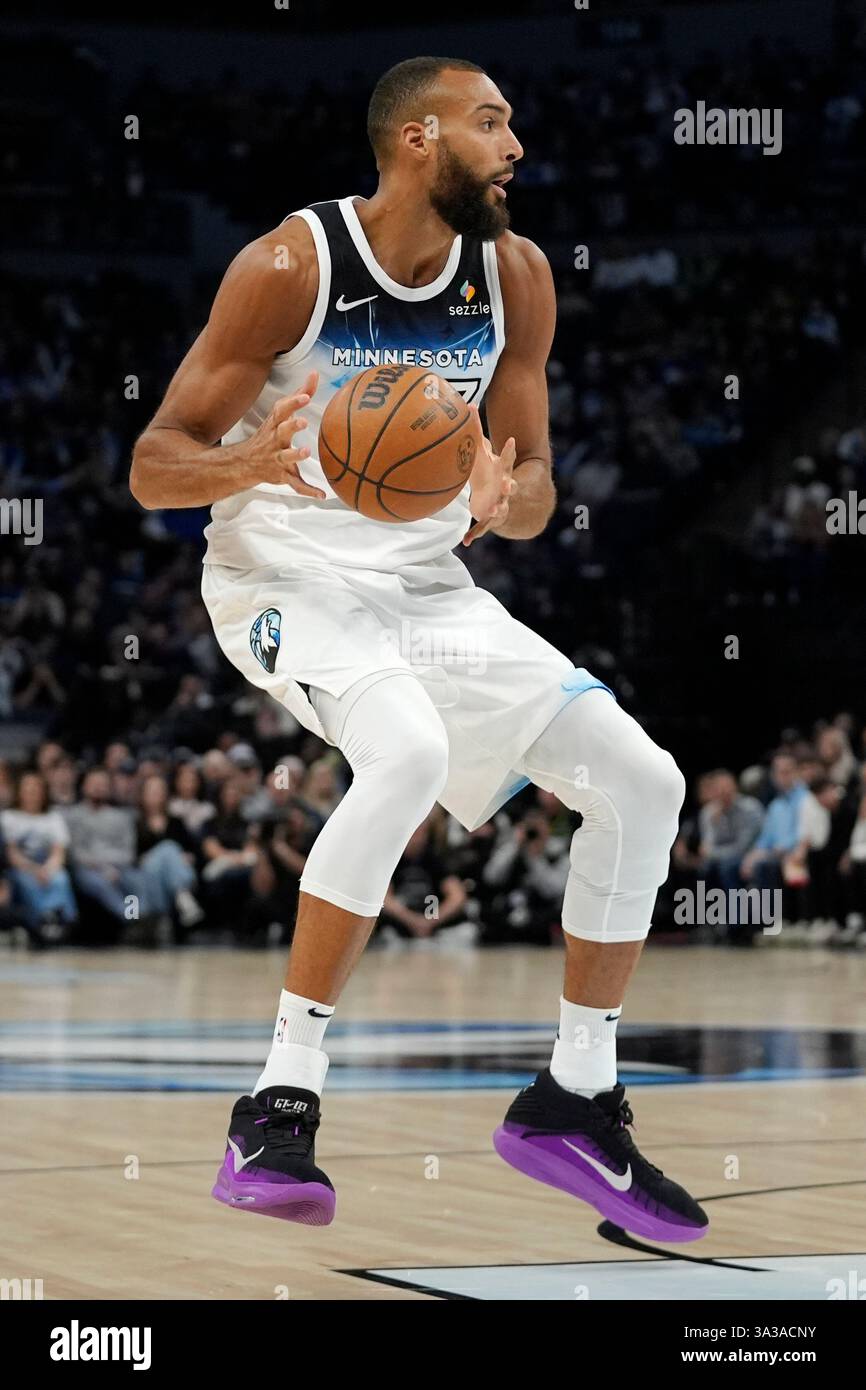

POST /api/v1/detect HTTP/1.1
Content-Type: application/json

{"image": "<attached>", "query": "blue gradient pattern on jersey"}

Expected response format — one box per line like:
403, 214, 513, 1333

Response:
321, 316, 499, 401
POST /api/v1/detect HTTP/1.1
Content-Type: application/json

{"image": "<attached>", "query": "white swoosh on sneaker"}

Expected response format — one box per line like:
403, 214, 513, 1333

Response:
335, 294, 377, 312
228, 1138, 264, 1172
562, 1139, 632, 1191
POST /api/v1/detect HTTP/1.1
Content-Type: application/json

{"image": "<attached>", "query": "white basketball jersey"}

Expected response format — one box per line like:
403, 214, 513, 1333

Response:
203, 195, 505, 573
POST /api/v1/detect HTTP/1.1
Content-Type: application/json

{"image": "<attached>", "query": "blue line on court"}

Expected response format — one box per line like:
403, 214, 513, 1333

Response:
0, 1064, 861, 1093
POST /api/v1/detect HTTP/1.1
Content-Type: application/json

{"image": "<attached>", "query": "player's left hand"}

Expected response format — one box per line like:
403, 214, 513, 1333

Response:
463, 414, 517, 546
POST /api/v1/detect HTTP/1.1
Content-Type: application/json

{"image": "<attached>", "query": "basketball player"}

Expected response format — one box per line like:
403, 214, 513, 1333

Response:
131, 58, 707, 1242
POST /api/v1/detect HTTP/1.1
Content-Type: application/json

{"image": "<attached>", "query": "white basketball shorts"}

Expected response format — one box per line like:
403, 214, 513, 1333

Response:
201, 556, 613, 830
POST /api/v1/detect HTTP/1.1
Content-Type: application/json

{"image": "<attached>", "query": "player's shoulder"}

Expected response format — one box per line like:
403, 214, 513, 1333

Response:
494, 230, 553, 288
228, 215, 318, 287
214, 217, 319, 350
494, 232, 555, 335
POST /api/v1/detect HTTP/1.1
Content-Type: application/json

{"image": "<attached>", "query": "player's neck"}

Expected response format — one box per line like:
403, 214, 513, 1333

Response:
353, 188, 456, 289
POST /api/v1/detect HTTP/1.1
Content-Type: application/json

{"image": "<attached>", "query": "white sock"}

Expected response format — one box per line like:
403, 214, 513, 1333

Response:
253, 989, 334, 1097
550, 995, 621, 1098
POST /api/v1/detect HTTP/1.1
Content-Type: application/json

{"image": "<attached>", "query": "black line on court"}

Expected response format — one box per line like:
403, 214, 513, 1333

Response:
347, 1247, 866, 1273
342, 1245, 866, 1299
594, 1178, 866, 1268
698, 1177, 866, 1201
340, 1181, 866, 1292
341, 1268, 476, 1300
596, 1221, 769, 1270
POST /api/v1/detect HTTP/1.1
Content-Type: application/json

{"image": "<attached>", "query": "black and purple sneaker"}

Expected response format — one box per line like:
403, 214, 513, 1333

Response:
493, 1069, 708, 1243
211, 1086, 335, 1226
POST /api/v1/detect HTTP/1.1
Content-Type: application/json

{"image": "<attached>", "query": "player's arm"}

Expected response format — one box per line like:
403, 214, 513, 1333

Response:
468, 234, 557, 543
130, 221, 326, 510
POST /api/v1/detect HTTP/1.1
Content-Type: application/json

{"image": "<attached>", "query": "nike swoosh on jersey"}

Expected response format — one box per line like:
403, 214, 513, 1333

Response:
228, 1138, 265, 1172
562, 1139, 633, 1191
335, 293, 378, 312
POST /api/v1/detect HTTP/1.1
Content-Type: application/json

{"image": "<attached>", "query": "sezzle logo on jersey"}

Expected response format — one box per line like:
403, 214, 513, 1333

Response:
448, 301, 491, 316
452, 282, 490, 315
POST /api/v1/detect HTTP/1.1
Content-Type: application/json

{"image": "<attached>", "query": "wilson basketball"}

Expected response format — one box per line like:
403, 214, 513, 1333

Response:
318, 364, 481, 522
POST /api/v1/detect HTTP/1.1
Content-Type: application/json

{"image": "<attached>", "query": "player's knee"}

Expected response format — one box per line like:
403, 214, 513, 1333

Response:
641, 744, 686, 827
383, 725, 450, 809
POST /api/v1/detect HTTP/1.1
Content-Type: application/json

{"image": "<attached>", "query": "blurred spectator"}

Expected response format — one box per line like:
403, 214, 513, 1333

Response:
226, 743, 273, 822
0, 771, 77, 942
35, 742, 66, 776
135, 774, 203, 930
63, 768, 141, 925
200, 778, 260, 926
788, 777, 856, 935
111, 756, 140, 808
741, 754, 809, 899
45, 755, 78, 808
168, 762, 215, 836
816, 727, 859, 791
200, 750, 233, 802
698, 770, 764, 881
672, 773, 716, 875
380, 818, 468, 940
245, 794, 321, 943
104, 742, 133, 772
481, 808, 570, 945
696, 769, 764, 941
446, 818, 499, 925
301, 759, 343, 820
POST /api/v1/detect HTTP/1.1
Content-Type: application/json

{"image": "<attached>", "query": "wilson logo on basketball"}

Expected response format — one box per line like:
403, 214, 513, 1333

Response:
358, 363, 414, 410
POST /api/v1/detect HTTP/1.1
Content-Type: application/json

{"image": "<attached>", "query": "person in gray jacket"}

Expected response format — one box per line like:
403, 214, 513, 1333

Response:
63, 768, 144, 922
698, 769, 764, 934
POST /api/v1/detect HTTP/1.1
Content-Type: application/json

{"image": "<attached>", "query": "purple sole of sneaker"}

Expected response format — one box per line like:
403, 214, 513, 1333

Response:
492, 1125, 707, 1244
211, 1158, 336, 1226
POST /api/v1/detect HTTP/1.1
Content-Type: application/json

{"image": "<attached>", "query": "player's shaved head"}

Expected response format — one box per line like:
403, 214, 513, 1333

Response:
367, 55, 486, 166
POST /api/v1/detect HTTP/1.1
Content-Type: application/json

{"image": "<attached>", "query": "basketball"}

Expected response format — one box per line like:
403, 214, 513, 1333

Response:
318, 364, 481, 522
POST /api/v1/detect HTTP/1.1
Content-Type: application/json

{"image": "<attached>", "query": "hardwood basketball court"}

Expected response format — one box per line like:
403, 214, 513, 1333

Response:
2, 940, 864, 1300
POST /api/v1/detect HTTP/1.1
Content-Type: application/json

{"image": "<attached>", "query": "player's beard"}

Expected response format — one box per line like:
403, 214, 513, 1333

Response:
429, 142, 511, 239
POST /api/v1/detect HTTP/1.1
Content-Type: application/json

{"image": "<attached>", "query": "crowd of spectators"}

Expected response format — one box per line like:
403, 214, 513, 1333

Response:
5, 34, 866, 242
1, 713, 864, 950
0, 738, 328, 947
667, 716, 866, 945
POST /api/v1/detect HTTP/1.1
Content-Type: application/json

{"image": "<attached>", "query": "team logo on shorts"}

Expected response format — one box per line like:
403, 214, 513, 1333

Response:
250, 608, 281, 673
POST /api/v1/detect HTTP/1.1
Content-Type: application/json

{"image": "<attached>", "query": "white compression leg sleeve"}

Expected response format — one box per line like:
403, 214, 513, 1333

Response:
299, 673, 450, 917
518, 689, 686, 943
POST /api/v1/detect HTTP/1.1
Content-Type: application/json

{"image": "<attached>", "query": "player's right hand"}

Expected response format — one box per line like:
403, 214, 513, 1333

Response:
241, 370, 327, 498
